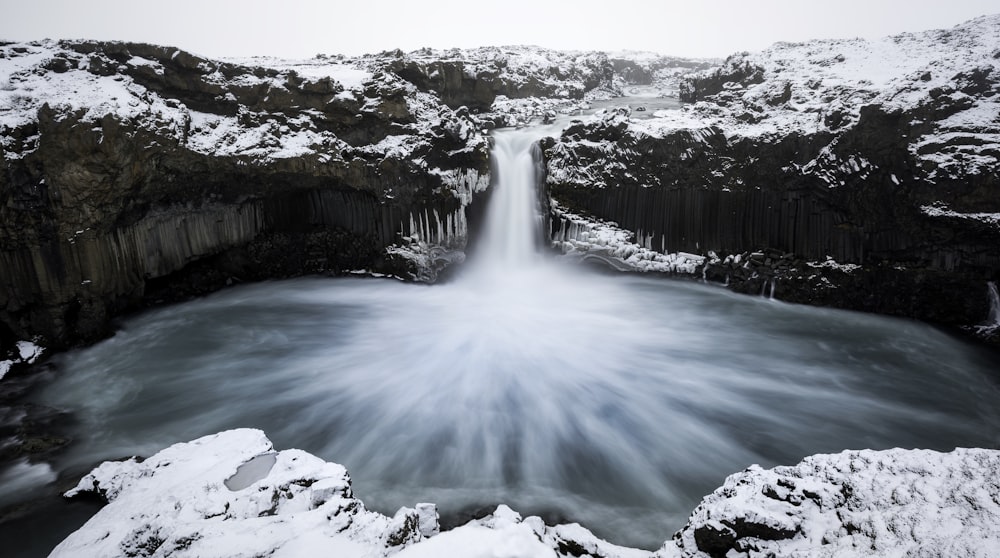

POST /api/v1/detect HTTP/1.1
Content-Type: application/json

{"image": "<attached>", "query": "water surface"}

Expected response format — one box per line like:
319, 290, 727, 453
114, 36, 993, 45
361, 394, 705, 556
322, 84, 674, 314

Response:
22, 267, 1000, 550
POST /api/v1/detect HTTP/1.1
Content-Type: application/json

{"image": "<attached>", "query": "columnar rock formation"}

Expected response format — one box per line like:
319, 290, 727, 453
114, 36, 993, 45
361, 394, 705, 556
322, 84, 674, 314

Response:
0, 40, 706, 351
0, 41, 489, 347
544, 15, 1000, 332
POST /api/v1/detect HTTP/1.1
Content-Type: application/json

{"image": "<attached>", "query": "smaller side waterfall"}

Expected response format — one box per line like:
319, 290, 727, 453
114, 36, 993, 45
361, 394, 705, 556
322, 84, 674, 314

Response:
988, 281, 1000, 325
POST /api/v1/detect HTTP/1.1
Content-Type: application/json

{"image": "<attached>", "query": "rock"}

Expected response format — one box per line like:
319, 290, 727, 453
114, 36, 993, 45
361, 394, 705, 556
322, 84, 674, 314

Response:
49, 430, 1000, 558
545, 15, 1000, 339
52, 429, 651, 558
0, 40, 493, 348
660, 448, 1000, 558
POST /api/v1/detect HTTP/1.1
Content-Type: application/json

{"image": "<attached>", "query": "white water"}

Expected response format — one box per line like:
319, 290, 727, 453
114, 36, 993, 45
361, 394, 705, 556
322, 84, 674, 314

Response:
7, 128, 1000, 553
471, 128, 549, 270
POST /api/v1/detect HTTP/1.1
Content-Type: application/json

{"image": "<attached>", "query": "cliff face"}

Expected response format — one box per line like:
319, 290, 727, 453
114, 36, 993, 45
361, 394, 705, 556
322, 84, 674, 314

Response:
0, 41, 706, 350
0, 40, 495, 347
3, 19, 999, 349
545, 16, 1000, 329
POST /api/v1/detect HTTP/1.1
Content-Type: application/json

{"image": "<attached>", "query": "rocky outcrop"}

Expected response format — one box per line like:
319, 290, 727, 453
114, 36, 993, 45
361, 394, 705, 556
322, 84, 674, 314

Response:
0, 40, 710, 350
661, 447, 1000, 558
52, 429, 1000, 558
544, 15, 1000, 334
384, 46, 712, 113
0, 40, 490, 347
53, 429, 645, 558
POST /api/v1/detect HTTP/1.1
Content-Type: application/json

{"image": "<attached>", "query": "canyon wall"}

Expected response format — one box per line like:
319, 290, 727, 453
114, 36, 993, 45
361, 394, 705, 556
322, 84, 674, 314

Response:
544, 16, 1000, 330
0, 41, 491, 347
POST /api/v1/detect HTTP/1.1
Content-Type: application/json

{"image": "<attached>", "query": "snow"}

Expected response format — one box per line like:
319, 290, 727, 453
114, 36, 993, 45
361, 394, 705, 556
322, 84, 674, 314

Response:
393, 522, 555, 558
0, 41, 479, 166
0, 42, 189, 144
52, 430, 1000, 558
278, 62, 371, 90
550, 200, 704, 274
0, 339, 45, 380
806, 256, 862, 273
53, 429, 650, 558
16, 340, 43, 362
615, 14, 1000, 178
659, 447, 1000, 558
921, 203, 1000, 227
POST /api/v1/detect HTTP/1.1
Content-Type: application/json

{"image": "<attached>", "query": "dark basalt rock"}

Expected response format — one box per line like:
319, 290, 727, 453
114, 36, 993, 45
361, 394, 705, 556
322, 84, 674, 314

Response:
679, 55, 766, 102
545, 47, 1000, 338
0, 41, 491, 349
385, 49, 613, 111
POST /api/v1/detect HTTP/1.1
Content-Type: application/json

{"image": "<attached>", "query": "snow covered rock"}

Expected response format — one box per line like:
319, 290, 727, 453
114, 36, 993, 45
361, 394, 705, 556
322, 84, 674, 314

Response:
0, 339, 44, 381
544, 15, 1000, 335
382, 45, 711, 114
658, 448, 1000, 558
0, 40, 492, 347
0, 38, 711, 349
52, 429, 646, 558
53, 431, 1000, 558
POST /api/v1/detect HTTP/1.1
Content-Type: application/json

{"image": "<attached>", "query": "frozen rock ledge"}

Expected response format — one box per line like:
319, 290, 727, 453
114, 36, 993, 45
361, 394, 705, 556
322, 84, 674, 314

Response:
53, 429, 1000, 558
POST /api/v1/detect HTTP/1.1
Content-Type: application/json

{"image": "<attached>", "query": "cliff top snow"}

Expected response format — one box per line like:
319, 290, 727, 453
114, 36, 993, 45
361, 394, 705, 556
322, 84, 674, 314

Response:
645, 13, 1000, 139
52, 429, 1000, 558
548, 14, 1000, 192
0, 39, 706, 158
0, 40, 482, 164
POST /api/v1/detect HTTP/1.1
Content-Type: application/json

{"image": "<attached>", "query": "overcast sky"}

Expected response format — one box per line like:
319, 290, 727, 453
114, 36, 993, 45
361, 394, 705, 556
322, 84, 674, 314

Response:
2, 1, 998, 60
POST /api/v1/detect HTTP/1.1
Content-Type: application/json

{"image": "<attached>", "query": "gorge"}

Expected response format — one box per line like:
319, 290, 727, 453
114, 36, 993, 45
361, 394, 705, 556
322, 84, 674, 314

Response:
2, 13, 1000, 558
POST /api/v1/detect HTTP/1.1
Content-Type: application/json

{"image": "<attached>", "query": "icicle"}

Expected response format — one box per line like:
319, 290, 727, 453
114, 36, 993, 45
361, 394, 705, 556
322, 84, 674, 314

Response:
422, 209, 431, 244
988, 281, 1000, 325
434, 209, 443, 245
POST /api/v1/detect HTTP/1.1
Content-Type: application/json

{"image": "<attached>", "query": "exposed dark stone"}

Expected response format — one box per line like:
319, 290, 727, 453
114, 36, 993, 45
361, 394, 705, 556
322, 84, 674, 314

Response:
556, 537, 604, 557
680, 55, 765, 102
544, 80, 1000, 336
693, 523, 737, 558
0, 41, 491, 349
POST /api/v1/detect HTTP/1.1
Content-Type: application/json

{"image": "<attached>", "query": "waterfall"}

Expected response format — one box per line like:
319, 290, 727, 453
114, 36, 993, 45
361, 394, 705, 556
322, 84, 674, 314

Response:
468, 128, 551, 272
988, 281, 1000, 325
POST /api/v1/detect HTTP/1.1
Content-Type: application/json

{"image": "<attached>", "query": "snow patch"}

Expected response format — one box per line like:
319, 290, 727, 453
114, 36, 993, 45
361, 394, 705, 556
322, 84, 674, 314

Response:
921, 203, 1000, 228
806, 256, 862, 273
16, 340, 43, 363
551, 200, 704, 274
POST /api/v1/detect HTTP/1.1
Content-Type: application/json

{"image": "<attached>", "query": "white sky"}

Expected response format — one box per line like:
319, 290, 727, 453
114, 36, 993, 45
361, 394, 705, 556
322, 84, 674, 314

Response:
1, 0, 998, 60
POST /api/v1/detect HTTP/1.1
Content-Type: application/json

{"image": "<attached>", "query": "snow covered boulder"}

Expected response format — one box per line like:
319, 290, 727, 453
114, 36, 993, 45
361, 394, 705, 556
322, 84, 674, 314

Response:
54, 429, 425, 557
53, 429, 644, 558
659, 448, 1000, 558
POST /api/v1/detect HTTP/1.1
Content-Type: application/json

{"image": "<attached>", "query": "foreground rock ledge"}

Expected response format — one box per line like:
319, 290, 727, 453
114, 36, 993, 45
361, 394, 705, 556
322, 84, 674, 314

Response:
53, 429, 1000, 558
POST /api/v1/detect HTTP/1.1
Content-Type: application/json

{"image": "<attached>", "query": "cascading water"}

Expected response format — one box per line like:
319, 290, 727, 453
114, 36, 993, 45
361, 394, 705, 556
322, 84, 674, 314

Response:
470, 128, 549, 270
7, 127, 1000, 555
